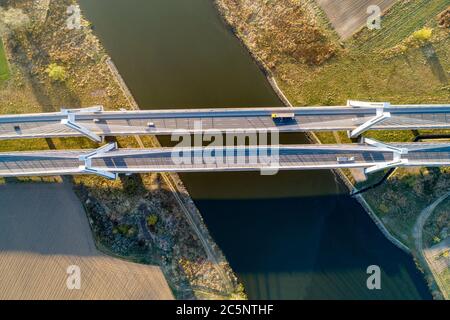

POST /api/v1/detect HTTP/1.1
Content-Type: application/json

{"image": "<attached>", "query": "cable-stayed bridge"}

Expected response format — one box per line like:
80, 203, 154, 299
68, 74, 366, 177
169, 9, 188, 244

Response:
1, 101, 450, 142
1, 139, 449, 179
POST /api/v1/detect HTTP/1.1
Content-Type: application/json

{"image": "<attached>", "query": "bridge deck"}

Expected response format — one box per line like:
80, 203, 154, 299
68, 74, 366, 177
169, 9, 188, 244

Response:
1, 142, 449, 178
1, 105, 450, 140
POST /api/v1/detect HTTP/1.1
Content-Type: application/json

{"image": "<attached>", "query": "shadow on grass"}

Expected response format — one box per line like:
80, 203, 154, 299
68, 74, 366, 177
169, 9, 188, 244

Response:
422, 43, 448, 85
8, 31, 81, 112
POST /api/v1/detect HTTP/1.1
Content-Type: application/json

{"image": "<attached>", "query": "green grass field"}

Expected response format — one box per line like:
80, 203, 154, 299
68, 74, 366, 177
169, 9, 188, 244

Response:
0, 38, 10, 81
353, 0, 450, 50
277, 0, 449, 107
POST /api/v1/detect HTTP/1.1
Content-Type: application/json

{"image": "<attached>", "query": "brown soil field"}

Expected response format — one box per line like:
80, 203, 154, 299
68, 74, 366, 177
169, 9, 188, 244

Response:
0, 182, 173, 300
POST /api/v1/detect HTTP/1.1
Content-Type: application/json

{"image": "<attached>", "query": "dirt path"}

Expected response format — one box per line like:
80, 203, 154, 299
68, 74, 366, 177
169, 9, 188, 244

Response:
413, 192, 450, 253
413, 191, 450, 299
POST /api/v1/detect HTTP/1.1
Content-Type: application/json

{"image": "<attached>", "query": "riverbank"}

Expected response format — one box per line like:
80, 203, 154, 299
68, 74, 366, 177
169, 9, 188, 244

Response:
0, 0, 244, 300
214, 0, 449, 299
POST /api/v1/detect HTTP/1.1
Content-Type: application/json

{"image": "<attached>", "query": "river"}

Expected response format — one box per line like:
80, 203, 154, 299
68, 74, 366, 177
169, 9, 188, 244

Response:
79, 0, 431, 299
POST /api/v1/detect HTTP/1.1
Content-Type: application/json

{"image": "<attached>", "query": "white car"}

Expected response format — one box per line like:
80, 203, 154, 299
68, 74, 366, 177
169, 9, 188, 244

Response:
337, 156, 355, 163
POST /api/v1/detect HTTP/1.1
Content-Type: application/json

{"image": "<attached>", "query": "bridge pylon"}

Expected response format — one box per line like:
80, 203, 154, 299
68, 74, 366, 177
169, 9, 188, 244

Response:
347, 100, 391, 139
78, 142, 117, 179
60, 106, 105, 143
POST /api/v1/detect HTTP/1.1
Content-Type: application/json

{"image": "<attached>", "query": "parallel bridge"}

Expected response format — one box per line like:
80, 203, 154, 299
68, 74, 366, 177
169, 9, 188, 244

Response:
1, 101, 450, 142
1, 139, 449, 179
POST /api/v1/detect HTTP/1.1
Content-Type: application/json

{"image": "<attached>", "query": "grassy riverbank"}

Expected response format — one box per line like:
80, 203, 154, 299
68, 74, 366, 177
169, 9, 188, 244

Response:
215, 0, 449, 299
0, 0, 244, 300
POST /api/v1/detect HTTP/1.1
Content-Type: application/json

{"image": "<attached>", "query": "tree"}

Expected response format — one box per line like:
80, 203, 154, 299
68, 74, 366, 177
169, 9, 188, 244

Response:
114, 224, 136, 237
46, 63, 67, 82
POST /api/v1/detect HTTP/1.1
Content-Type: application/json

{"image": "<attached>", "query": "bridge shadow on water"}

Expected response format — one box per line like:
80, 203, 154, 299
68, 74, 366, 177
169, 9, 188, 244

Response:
179, 170, 432, 300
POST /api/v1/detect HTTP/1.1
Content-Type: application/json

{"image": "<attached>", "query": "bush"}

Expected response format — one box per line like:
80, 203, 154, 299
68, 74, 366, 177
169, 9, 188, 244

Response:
114, 224, 136, 237
412, 27, 433, 42
45, 63, 67, 82
379, 203, 389, 214
146, 214, 158, 227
